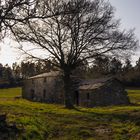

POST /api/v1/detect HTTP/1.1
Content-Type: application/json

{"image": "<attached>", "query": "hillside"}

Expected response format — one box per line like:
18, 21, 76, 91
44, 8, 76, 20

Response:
0, 88, 140, 140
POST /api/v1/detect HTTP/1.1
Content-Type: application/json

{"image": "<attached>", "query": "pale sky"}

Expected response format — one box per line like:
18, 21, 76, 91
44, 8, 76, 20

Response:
109, 0, 140, 64
0, 38, 19, 67
0, 0, 140, 66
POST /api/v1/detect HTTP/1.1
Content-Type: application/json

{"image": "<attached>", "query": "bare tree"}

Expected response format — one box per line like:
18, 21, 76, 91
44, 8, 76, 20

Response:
0, 0, 72, 39
13, 0, 139, 108
0, 0, 29, 38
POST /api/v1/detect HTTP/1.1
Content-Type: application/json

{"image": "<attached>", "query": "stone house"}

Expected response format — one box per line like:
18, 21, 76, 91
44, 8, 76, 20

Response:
78, 77, 130, 107
22, 71, 64, 104
22, 71, 130, 107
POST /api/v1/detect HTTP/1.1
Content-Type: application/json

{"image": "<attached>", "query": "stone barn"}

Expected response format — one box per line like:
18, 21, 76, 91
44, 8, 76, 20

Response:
22, 72, 130, 107
77, 77, 130, 107
22, 71, 64, 104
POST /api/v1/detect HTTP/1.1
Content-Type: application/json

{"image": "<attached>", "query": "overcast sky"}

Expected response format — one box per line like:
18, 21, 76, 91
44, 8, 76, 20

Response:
109, 0, 140, 64
0, 0, 140, 66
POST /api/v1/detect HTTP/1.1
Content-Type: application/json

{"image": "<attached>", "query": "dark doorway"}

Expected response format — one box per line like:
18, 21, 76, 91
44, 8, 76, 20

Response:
75, 91, 79, 106
43, 89, 46, 98
87, 93, 90, 100
30, 89, 35, 99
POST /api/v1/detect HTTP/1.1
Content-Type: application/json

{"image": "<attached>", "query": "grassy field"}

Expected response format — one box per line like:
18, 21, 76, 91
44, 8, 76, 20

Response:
0, 88, 140, 140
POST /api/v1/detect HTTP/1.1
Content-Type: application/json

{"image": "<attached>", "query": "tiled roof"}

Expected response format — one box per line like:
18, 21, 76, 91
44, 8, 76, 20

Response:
79, 83, 103, 90
79, 77, 114, 90
28, 71, 60, 79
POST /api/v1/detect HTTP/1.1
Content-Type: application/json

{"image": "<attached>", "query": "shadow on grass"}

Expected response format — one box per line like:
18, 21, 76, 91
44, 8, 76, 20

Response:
72, 105, 140, 126
0, 114, 22, 140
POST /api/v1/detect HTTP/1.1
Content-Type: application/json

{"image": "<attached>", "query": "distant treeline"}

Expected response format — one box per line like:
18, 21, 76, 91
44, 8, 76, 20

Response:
73, 57, 140, 87
0, 60, 55, 88
0, 57, 140, 88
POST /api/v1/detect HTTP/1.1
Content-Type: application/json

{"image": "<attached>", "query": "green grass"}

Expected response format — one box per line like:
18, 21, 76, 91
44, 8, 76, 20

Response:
0, 87, 21, 98
127, 89, 140, 104
0, 88, 140, 140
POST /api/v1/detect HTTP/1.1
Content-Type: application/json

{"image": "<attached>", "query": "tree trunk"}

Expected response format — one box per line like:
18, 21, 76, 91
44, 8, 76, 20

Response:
63, 71, 74, 109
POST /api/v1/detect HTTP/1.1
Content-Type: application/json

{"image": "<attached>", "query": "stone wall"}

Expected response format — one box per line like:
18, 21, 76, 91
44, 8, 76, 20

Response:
78, 80, 130, 107
23, 76, 130, 107
22, 76, 64, 104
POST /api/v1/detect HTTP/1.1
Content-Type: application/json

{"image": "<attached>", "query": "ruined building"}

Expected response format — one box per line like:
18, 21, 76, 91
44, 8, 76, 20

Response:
22, 71, 130, 107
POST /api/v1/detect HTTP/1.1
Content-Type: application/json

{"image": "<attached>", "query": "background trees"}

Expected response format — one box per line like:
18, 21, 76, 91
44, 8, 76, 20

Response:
0, 60, 54, 87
